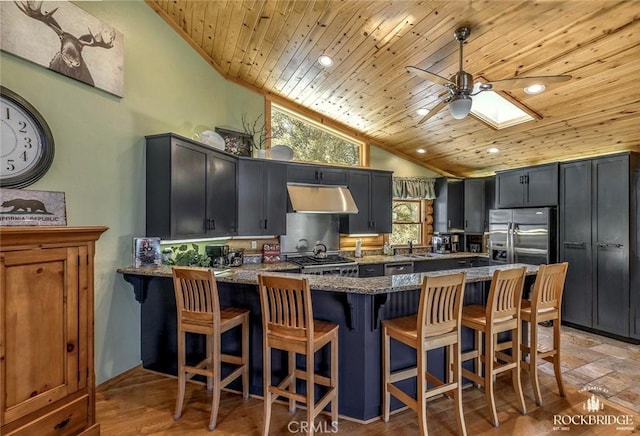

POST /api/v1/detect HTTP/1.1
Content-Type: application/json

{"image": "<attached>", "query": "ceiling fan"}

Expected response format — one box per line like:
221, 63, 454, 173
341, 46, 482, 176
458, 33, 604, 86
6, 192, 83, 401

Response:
407, 27, 571, 124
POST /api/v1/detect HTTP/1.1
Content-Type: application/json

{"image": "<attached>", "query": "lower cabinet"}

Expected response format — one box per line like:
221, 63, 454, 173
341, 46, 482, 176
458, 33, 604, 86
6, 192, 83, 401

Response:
0, 227, 106, 435
560, 153, 639, 339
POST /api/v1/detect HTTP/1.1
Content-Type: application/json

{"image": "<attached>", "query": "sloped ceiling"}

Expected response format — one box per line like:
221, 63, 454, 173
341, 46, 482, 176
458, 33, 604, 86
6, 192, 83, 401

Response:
147, 0, 640, 177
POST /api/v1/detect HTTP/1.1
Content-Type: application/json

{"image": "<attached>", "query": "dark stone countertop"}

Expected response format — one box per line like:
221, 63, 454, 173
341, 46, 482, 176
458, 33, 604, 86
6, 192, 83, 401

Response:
117, 262, 537, 295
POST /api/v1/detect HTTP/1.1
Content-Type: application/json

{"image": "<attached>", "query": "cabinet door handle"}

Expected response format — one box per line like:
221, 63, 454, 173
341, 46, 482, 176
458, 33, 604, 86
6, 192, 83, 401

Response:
563, 241, 586, 247
447, 219, 451, 228
525, 174, 529, 184
211, 219, 215, 230
465, 220, 468, 228
54, 418, 71, 430
319, 171, 324, 180
264, 219, 268, 229
371, 220, 375, 228
597, 242, 623, 248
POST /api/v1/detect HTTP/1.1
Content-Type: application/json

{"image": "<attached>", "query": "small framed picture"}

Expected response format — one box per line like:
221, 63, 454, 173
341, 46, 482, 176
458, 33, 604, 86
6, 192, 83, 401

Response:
215, 127, 253, 157
133, 237, 161, 268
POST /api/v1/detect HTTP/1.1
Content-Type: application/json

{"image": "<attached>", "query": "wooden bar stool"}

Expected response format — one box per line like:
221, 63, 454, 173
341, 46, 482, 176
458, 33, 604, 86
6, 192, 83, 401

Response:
258, 274, 339, 436
172, 267, 249, 431
382, 272, 467, 436
461, 267, 527, 427
520, 262, 569, 406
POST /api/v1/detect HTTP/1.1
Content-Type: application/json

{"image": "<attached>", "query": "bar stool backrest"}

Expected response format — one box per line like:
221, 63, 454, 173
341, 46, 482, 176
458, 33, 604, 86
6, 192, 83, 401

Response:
417, 273, 466, 338
258, 274, 314, 341
530, 262, 569, 313
172, 267, 222, 330
485, 267, 526, 323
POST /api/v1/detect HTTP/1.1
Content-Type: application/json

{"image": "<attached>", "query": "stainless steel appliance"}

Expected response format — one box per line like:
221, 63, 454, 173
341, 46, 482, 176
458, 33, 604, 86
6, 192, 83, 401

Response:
450, 234, 460, 253
287, 254, 358, 276
488, 208, 556, 264
206, 245, 229, 266
432, 235, 451, 254
384, 262, 414, 276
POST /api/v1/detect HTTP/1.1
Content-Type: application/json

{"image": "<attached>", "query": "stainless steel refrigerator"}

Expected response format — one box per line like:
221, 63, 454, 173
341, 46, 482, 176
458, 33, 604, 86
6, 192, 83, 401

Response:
488, 208, 556, 265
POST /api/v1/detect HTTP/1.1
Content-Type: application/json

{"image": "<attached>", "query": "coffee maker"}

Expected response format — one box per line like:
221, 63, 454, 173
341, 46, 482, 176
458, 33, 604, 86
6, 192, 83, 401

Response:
432, 235, 452, 253
450, 234, 460, 253
206, 245, 229, 266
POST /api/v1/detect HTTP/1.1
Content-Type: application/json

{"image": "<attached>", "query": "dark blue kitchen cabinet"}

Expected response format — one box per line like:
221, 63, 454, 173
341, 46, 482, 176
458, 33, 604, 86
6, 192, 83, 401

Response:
559, 153, 639, 340
464, 178, 486, 233
496, 163, 558, 208
237, 159, 287, 236
287, 162, 347, 185
145, 133, 238, 239
434, 178, 464, 233
339, 169, 392, 234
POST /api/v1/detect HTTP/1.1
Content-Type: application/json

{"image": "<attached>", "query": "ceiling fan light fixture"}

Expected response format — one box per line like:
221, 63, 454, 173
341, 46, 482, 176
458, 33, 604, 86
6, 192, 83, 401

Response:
318, 55, 334, 67
524, 83, 546, 94
416, 108, 429, 116
448, 95, 472, 119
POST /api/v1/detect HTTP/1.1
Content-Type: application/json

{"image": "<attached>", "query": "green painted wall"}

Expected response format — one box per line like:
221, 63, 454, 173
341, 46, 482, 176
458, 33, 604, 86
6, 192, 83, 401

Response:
370, 146, 440, 177
0, 1, 262, 383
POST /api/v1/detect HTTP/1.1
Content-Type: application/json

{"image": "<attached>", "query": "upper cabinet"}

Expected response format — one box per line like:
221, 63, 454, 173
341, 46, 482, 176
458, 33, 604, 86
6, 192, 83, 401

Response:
463, 178, 485, 233
146, 133, 238, 239
287, 162, 348, 185
237, 159, 287, 236
495, 163, 559, 208
434, 178, 464, 233
339, 169, 392, 234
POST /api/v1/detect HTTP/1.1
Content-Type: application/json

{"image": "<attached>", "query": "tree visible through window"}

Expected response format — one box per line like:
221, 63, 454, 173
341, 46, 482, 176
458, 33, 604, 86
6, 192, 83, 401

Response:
270, 104, 361, 166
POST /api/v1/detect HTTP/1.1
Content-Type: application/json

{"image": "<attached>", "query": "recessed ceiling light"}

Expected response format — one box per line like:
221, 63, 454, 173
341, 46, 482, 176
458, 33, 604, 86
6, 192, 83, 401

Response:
416, 108, 429, 116
524, 84, 546, 94
487, 147, 500, 153
318, 55, 334, 67
417, 148, 426, 154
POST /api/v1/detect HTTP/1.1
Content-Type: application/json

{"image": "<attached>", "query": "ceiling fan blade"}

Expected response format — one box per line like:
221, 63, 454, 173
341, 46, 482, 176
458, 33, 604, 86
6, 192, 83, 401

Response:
418, 99, 448, 125
407, 66, 453, 87
483, 75, 571, 91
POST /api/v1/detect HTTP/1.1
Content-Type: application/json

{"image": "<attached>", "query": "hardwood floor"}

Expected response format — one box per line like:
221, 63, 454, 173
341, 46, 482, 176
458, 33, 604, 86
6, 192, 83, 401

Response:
96, 363, 638, 435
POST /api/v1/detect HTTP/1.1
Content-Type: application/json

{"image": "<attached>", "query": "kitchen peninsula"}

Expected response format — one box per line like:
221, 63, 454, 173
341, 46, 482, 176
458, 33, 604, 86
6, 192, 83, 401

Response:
118, 258, 537, 421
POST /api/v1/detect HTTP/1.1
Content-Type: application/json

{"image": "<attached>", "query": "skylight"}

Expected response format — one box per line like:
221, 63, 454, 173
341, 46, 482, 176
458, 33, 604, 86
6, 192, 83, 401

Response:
470, 83, 536, 129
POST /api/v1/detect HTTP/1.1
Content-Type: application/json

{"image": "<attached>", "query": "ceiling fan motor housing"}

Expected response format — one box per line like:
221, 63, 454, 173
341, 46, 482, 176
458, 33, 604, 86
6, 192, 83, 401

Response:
452, 71, 474, 94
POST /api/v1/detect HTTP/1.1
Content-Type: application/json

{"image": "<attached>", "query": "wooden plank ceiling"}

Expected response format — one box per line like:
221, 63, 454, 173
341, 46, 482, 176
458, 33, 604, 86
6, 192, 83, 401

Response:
147, 0, 640, 177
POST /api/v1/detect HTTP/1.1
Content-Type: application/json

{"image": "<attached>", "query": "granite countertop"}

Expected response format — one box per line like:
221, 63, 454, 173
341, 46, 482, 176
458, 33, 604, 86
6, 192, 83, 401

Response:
117, 262, 537, 295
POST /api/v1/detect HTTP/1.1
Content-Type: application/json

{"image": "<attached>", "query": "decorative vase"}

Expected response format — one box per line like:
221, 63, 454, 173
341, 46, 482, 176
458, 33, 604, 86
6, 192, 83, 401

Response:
257, 149, 267, 159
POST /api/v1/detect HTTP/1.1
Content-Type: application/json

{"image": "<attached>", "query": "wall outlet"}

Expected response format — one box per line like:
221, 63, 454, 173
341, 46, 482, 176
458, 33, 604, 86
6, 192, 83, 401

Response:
251, 241, 258, 249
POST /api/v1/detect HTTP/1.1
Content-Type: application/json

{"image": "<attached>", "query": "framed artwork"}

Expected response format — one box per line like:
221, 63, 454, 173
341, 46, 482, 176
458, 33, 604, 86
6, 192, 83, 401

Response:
133, 237, 162, 268
215, 127, 253, 157
0, 188, 67, 226
0, 0, 124, 97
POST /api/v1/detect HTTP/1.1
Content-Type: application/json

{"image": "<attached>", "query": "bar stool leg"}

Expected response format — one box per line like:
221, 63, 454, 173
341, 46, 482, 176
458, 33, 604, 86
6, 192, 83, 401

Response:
513, 325, 527, 415
382, 326, 391, 423
529, 319, 542, 406
263, 345, 272, 436
289, 351, 297, 413
208, 334, 221, 431
553, 319, 566, 397
417, 348, 428, 436
475, 329, 483, 388
453, 341, 467, 436
242, 316, 249, 400
485, 329, 498, 427
174, 329, 186, 420
331, 336, 339, 425
307, 350, 315, 436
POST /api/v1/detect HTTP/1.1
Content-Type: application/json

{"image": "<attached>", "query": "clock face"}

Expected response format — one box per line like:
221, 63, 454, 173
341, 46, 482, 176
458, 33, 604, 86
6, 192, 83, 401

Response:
1, 87, 55, 189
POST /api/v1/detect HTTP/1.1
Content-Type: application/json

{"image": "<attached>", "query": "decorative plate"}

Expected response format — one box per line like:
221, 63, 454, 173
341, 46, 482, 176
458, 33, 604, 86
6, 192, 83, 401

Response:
270, 144, 294, 161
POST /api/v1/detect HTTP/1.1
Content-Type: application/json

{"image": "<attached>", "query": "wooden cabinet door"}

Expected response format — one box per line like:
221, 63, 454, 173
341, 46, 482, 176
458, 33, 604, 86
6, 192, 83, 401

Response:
172, 141, 208, 238
207, 151, 238, 236
263, 161, 287, 235
496, 170, 524, 208
0, 247, 85, 425
559, 160, 593, 327
237, 159, 264, 235
464, 178, 485, 233
341, 170, 370, 233
370, 172, 392, 233
525, 163, 559, 206
593, 155, 629, 336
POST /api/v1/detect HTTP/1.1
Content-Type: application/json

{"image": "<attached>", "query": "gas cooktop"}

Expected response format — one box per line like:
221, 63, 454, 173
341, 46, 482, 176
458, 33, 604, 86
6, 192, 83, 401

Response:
287, 255, 355, 267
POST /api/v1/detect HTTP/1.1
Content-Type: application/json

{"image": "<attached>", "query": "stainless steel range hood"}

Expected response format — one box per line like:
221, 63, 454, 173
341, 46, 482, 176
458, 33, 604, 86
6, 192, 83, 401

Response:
287, 183, 358, 214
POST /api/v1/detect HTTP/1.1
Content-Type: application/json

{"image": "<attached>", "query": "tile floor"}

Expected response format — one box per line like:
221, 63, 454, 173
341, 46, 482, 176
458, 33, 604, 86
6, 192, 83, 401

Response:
537, 324, 640, 413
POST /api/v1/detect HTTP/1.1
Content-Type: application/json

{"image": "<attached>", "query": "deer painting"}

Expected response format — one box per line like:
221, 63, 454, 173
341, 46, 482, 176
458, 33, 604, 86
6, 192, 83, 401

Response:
14, 1, 116, 87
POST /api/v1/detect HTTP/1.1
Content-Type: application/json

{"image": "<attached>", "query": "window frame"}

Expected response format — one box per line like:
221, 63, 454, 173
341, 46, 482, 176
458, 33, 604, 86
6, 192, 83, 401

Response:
390, 199, 426, 247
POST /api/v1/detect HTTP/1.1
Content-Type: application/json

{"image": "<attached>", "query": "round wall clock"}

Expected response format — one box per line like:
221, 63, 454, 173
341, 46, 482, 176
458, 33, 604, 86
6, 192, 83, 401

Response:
1, 86, 55, 189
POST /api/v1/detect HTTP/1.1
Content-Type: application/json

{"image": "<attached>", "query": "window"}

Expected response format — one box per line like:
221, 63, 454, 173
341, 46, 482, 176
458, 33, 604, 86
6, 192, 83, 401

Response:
269, 103, 362, 166
390, 200, 423, 246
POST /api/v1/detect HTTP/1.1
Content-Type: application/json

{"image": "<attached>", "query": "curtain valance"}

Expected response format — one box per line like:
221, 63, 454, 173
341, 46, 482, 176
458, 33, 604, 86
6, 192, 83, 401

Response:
392, 177, 436, 200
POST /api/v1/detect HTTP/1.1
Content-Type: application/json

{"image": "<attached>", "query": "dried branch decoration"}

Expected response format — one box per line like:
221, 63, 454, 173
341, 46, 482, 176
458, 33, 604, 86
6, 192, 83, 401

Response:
241, 113, 271, 150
